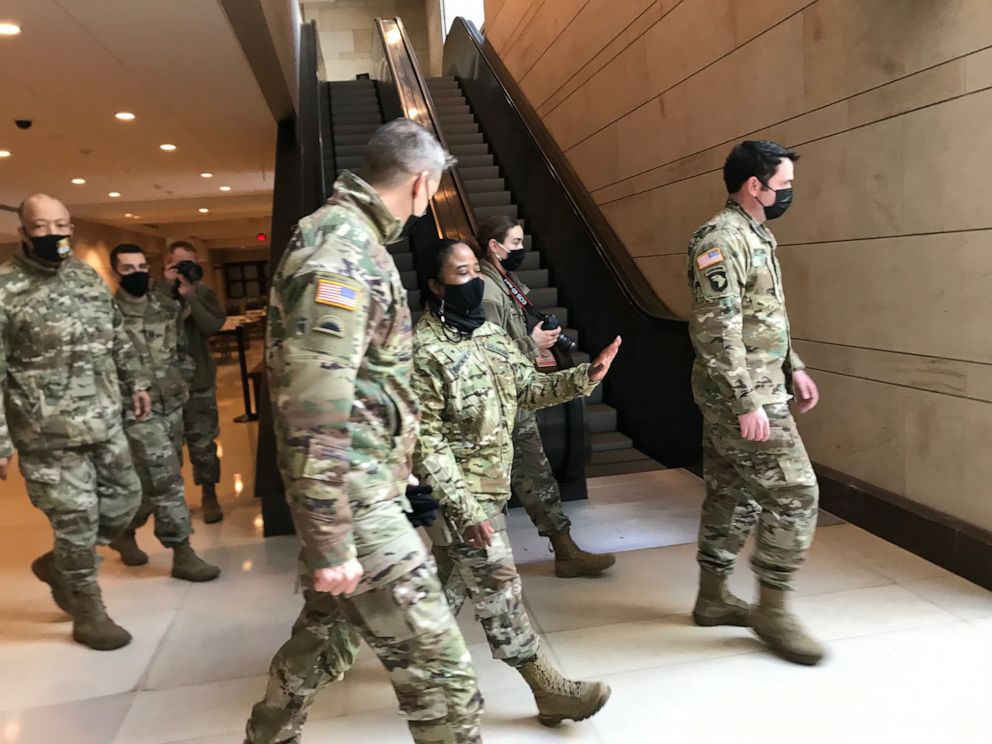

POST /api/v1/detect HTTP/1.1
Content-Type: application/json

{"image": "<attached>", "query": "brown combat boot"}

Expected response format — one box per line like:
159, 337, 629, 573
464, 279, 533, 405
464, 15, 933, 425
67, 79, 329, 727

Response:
692, 568, 750, 627
171, 542, 221, 582
31, 551, 74, 614
201, 483, 224, 524
751, 584, 825, 666
548, 528, 615, 578
71, 588, 132, 650
517, 651, 611, 726
109, 530, 149, 567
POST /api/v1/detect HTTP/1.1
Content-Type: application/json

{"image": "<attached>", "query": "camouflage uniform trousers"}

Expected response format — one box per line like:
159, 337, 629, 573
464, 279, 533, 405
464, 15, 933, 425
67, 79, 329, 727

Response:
18, 426, 141, 593
123, 406, 192, 547
511, 409, 570, 536
246, 555, 483, 744
183, 387, 220, 486
696, 401, 819, 591
432, 511, 540, 669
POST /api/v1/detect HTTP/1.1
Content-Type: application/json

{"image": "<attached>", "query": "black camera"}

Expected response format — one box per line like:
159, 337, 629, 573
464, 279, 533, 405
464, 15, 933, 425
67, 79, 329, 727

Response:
541, 313, 577, 353
175, 260, 204, 283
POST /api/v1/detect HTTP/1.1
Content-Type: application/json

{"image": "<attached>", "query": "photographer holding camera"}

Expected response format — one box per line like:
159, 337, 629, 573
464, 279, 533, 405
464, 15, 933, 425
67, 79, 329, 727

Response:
475, 215, 615, 578
157, 240, 226, 523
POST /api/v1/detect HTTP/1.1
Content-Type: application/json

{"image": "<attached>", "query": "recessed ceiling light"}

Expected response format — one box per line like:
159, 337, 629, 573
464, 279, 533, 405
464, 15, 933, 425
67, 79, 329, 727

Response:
131, 215, 140, 219
198, 208, 210, 214
0, 150, 11, 158
108, 191, 121, 198
160, 143, 177, 151
0, 23, 21, 36
115, 112, 136, 121
219, 185, 231, 192
124, 212, 133, 218
71, 177, 86, 185
200, 172, 213, 178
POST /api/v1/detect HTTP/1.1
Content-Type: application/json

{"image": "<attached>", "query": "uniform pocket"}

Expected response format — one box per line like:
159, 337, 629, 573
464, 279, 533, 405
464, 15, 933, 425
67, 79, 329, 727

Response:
19, 457, 61, 485
353, 563, 444, 641
300, 433, 350, 484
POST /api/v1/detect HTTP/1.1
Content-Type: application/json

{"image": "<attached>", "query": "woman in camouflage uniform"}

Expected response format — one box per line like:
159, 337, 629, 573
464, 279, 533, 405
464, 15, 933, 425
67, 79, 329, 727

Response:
412, 238, 621, 727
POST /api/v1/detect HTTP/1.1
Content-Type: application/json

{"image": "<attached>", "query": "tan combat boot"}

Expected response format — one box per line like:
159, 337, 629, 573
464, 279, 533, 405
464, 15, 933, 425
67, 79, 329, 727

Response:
71, 589, 132, 650
201, 483, 224, 524
171, 542, 221, 582
751, 584, 825, 666
517, 651, 611, 726
692, 569, 750, 627
30, 551, 74, 614
109, 530, 149, 567
548, 528, 616, 578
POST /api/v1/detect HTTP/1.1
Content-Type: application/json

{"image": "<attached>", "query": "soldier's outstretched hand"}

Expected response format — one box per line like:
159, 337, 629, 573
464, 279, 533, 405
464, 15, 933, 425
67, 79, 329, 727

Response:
0, 457, 8, 481
589, 336, 622, 382
314, 559, 364, 596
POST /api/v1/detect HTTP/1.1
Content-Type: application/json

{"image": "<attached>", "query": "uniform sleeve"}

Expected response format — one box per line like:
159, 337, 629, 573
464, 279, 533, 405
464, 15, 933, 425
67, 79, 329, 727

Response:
0, 304, 11, 458
411, 351, 488, 534
789, 349, 806, 373
186, 284, 226, 336
505, 335, 598, 410
688, 231, 758, 415
112, 303, 150, 394
270, 237, 375, 570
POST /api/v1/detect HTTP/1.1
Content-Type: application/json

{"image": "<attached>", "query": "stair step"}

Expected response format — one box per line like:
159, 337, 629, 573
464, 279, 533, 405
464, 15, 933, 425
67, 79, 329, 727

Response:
589, 448, 652, 465
475, 204, 518, 220
458, 165, 500, 180
335, 144, 366, 157
464, 178, 505, 194
333, 123, 381, 135
468, 191, 512, 208
528, 287, 557, 307
441, 122, 479, 136
590, 431, 633, 452
515, 269, 548, 288
454, 154, 495, 169
585, 459, 668, 478
585, 403, 617, 433
446, 132, 484, 146
435, 113, 477, 128
334, 133, 376, 146
436, 104, 472, 117
449, 142, 490, 157
520, 251, 540, 270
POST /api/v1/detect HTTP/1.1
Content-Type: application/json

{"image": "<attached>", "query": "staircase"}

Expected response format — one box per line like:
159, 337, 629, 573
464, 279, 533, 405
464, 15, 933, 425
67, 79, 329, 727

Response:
426, 76, 664, 478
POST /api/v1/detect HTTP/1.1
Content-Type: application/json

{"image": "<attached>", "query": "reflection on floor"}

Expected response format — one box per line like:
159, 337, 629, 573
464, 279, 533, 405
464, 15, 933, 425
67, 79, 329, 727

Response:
0, 357, 990, 744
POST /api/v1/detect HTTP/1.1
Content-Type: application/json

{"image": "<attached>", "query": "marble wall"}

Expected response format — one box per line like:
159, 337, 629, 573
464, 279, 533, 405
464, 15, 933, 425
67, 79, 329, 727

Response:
483, 0, 992, 532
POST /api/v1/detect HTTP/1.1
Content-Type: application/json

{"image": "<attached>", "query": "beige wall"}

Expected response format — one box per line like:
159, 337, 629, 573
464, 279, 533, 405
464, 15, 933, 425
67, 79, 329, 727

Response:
484, 0, 992, 533
302, 0, 432, 80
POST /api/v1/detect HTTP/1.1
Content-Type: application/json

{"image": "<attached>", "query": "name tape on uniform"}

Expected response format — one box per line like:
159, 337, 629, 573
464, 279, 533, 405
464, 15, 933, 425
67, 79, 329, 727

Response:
696, 248, 724, 270
315, 279, 359, 311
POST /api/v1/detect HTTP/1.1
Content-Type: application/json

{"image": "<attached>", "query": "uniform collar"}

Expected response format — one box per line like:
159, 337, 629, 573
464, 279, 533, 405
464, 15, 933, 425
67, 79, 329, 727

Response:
15, 248, 67, 275
115, 286, 150, 314
329, 171, 404, 245
725, 198, 775, 245
421, 306, 498, 342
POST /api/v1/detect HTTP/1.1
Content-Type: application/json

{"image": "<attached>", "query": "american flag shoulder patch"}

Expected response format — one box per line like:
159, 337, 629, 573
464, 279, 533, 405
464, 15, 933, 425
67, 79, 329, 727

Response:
315, 278, 359, 311
696, 247, 724, 270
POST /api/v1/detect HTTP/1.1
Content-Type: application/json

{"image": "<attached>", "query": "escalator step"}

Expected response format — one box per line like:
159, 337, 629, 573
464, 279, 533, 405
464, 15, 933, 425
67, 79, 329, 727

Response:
454, 154, 495, 168
428, 78, 459, 89
334, 114, 383, 125
449, 143, 489, 157
442, 122, 481, 136
571, 350, 590, 365
588, 383, 603, 405
334, 123, 380, 135
436, 104, 472, 117
407, 288, 421, 308
334, 133, 377, 146
515, 269, 548, 288
475, 204, 518, 220
528, 287, 557, 307
585, 403, 618, 433
520, 251, 539, 269
468, 191, 512, 208
464, 178, 506, 194
590, 431, 634, 453
337, 157, 363, 170
400, 270, 418, 290
435, 113, 476, 127
446, 132, 485, 146
335, 144, 367, 157
458, 165, 500, 180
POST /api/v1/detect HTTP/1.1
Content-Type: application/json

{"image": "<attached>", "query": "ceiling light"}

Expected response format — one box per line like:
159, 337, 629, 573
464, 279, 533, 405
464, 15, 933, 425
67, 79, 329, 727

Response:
115, 112, 136, 121
0, 23, 21, 36
108, 191, 121, 198
200, 172, 213, 178
131, 215, 140, 219
159, 143, 177, 151
0, 150, 11, 158
198, 208, 210, 214
219, 185, 231, 192
71, 177, 86, 185
124, 212, 133, 218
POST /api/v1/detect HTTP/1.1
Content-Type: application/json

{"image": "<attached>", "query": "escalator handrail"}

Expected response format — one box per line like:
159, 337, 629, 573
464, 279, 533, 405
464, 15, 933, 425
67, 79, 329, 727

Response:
373, 17, 476, 244
447, 18, 684, 326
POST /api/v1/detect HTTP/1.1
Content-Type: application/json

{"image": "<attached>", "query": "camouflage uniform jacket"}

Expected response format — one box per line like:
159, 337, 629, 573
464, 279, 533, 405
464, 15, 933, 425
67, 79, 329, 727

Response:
114, 288, 194, 420
154, 280, 225, 392
687, 199, 805, 416
0, 253, 149, 457
411, 311, 597, 533
268, 171, 421, 577
480, 260, 539, 360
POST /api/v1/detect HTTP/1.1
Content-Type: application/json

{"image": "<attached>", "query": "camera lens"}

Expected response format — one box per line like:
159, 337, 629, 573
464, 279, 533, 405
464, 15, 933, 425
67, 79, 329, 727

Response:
555, 333, 577, 353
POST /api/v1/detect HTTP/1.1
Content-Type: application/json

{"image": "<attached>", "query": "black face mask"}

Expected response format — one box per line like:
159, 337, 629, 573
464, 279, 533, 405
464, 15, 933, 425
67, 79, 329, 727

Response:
500, 247, 526, 272
24, 234, 72, 264
119, 271, 150, 297
433, 277, 486, 335
761, 185, 793, 220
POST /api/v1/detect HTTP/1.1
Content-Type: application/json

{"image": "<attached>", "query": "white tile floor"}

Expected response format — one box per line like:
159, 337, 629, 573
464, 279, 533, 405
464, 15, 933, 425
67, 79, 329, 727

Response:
1, 357, 990, 744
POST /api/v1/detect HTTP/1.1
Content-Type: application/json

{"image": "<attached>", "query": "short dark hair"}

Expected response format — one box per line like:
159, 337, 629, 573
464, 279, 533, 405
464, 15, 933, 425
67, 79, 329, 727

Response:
723, 140, 799, 193
168, 240, 196, 255
416, 237, 476, 308
111, 243, 145, 269
475, 214, 519, 262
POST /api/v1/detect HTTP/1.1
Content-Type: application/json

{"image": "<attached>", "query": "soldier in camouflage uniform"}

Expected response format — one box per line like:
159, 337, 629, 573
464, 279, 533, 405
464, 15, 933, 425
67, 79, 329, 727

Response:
245, 120, 482, 744
475, 215, 615, 578
0, 194, 152, 650
412, 238, 621, 727
108, 244, 220, 583
687, 141, 824, 666
156, 241, 226, 523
